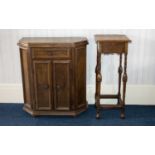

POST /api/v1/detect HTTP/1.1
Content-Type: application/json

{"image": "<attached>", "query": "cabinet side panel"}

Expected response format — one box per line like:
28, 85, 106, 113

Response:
53, 60, 71, 110
20, 49, 31, 108
33, 61, 52, 110
76, 47, 87, 108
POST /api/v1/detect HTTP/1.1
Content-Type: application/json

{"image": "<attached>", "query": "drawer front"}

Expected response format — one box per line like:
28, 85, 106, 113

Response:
32, 47, 71, 59
99, 42, 125, 54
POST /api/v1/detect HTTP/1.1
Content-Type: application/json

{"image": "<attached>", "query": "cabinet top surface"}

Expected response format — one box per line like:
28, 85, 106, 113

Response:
95, 34, 131, 43
18, 37, 88, 47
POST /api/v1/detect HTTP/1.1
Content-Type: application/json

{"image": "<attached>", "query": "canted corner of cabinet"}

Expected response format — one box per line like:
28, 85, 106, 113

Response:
73, 40, 88, 47
17, 41, 29, 49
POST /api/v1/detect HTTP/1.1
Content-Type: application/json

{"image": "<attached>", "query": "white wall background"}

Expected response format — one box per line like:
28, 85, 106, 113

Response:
0, 29, 155, 104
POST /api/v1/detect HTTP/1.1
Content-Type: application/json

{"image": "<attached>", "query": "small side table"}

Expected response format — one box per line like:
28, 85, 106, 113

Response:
95, 35, 131, 119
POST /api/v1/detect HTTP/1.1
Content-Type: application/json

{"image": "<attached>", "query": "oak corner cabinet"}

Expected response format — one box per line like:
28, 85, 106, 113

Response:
18, 37, 88, 116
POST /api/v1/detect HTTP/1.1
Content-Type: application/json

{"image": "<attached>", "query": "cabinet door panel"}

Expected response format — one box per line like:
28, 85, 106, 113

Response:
76, 47, 86, 108
53, 60, 71, 110
33, 61, 52, 110
20, 49, 32, 109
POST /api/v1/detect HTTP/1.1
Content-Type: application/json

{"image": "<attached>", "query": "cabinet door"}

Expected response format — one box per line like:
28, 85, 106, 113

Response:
53, 60, 71, 111
33, 60, 52, 110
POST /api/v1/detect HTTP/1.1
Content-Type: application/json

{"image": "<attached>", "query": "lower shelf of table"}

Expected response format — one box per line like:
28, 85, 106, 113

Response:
96, 101, 125, 119
98, 104, 124, 109
97, 94, 124, 109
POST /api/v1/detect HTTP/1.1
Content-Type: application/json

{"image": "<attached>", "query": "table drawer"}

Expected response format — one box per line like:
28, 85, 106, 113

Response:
32, 48, 71, 59
99, 42, 125, 54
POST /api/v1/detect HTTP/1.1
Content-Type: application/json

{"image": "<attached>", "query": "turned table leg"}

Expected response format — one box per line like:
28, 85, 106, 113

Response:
95, 44, 102, 119
118, 54, 123, 105
120, 53, 128, 119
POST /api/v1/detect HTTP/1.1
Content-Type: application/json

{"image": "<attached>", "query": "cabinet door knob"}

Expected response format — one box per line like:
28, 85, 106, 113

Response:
39, 84, 49, 89
56, 84, 61, 89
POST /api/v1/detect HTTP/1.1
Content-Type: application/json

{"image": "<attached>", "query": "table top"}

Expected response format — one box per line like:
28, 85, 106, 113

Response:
95, 35, 131, 43
18, 37, 88, 47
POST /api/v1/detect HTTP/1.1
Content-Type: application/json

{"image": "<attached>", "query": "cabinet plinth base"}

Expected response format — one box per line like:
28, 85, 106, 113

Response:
23, 104, 88, 117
